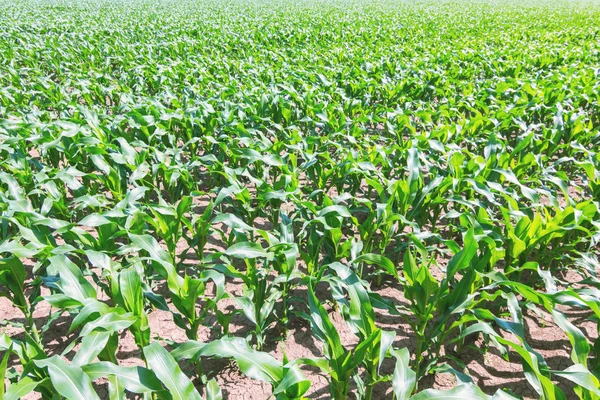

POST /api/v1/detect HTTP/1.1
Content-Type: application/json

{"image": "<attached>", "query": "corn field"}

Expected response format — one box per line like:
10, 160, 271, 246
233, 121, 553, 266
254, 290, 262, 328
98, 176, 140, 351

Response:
1, 0, 600, 398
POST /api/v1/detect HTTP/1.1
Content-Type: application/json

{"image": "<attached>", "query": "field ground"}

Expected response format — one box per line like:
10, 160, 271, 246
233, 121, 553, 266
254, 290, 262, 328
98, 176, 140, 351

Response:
1, 0, 600, 399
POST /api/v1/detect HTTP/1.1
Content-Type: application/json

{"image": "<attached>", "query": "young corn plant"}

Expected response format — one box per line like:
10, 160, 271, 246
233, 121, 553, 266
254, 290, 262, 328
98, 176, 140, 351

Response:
173, 336, 310, 400
297, 198, 357, 275
145, 195, 193, 266
185, 200, 215, 262
128, 233, 226, 341
297, 279, 378, 400
0, 255, 42, 345
327, 262, 395, 400
400, 230, 487, 388
223, 241, 280, 349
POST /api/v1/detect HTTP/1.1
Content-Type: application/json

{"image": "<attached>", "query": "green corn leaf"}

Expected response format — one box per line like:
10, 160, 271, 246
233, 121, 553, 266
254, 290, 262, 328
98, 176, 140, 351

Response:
82, 362, 164, 394
551, 310, 590, 366
290, 357, 334, 375
35, 356, 101, 400
433, 364, 473, 384
490, 390, 520, 400
551, 364, 600, 396
446, 228, 477, 281
495, 337, 565, 400
350, 330, 379, 369
353, 253, 399, 281
402, 250, 418, 285
143, 342, 202, 400
72, 331, 111, 366
47, 255, 97, 302
171, 340, 207, 361
129, 233, 184, 292
107, 374, 126, 400
4, 377, 46, 400
119, 268, 144, 316
206, 379, 222, 400
183, 337, 282, 383
79, 311, 137, 337
379, 330, 396, 373
410, 383, 490, 400
128, 234, 173, 266
0, 257, 27, 310
225, 242, 268, 259
391, 348, 415, 400
273, 366, 311, 399
69, 300, 113, 333
307, 284, 345, 360
0, 345, 10, 398
173, 337, 309, 398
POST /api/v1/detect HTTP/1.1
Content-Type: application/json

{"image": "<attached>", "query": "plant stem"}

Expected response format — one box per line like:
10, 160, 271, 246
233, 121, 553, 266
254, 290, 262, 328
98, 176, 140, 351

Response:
413, 333, 424, 393
365, 369, 376, 400
365, 384, 374, 400
332, 379, 348, 400
25, 309, 42, 345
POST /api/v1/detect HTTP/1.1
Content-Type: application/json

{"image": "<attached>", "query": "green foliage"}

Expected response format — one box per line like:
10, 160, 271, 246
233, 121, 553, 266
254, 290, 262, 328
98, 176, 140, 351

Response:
0, 0, 599, 398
